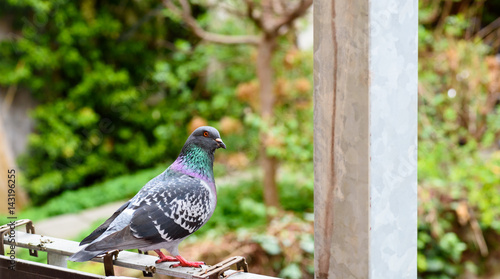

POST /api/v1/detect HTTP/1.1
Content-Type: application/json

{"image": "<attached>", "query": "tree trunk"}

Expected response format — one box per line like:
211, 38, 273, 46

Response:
257, 35, 280, 208
0, 115, 29, 214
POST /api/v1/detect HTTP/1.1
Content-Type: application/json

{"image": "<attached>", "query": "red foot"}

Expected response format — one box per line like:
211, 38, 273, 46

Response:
171, 255, 204, 268
155, 250, 178, 264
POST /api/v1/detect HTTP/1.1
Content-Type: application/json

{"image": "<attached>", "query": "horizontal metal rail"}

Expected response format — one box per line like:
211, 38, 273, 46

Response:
1, 220, 279, 279
0, 255, 109, 279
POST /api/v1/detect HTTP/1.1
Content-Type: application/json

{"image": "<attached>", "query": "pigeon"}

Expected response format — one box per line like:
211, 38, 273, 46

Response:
69, 126, 226, 267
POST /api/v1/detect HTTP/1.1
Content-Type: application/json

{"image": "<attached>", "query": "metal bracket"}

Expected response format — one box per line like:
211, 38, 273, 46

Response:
138, 249, 154, 277
194, 256, 249, 279
0, 219, 38, 257
101, 250, 119, 276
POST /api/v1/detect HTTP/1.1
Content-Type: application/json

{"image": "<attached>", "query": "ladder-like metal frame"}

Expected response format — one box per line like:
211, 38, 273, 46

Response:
1, 219, 276, 279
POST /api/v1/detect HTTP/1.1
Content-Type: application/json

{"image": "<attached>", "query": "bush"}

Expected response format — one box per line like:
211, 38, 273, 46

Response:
0, 0, 253, 204
418, 1, 500, 277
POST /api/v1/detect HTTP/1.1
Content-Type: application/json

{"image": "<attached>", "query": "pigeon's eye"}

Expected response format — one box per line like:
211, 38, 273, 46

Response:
203, 131, 209, 137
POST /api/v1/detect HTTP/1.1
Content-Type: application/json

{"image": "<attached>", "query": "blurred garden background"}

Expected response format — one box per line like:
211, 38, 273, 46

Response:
0, 0, 499, 278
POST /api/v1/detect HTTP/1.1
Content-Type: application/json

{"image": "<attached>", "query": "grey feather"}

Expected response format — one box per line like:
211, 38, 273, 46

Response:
68, 246, 105, 262
80, 201, 131, 246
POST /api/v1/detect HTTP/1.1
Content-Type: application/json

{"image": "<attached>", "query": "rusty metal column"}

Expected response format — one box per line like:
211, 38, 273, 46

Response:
313, 0, 417, 278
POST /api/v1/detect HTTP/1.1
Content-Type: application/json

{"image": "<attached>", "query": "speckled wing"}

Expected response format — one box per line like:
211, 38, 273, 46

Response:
79, 201, 131, 245
129, 172, 214, 244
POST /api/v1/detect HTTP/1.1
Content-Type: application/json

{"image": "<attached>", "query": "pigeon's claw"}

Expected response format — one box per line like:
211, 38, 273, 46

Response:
155, 250, 178, 263
170, 255, 204, 268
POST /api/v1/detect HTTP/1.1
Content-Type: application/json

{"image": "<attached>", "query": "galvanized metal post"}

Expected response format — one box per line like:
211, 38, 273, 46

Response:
313, 0, 417, 278
47, 253, 68, 268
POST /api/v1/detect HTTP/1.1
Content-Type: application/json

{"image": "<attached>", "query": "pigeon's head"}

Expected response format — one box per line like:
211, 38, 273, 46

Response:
186, 126, 226, 152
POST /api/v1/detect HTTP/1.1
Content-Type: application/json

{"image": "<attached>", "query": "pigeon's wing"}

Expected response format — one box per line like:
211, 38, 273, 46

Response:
129, 174, 213, 244
80, 201, 131, 245
84, 174, 213, 252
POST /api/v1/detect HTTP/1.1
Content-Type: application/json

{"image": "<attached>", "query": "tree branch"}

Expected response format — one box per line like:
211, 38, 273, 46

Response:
245, 0, 263, 29
271, 0, 285, 15
260, 0, 274, 33
270, 0, 312, 34
476, 16, 500, 39
163, 0, 260, 45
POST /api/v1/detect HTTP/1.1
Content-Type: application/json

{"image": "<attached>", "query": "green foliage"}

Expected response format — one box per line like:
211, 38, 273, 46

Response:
253, 213, 314, 278
418, 230, 468, 277
198, 170, 314, 235
418, 2, 500, 277
243, 45, 314, 166
0, 0, 254, 204
254, 235, 282, 255
279, 168, 314, 212
418, 140, 500, 278
16, 165, 166, 222
280, 263, 303, 279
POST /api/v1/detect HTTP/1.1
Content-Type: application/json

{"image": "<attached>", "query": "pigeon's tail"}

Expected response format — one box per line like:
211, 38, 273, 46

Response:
68, 247, 104, 262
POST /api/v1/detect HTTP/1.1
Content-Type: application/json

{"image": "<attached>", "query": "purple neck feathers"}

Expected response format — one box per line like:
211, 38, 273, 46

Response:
169, 158, 216, 189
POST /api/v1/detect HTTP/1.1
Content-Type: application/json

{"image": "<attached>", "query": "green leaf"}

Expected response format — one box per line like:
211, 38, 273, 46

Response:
279, 263, 302, 279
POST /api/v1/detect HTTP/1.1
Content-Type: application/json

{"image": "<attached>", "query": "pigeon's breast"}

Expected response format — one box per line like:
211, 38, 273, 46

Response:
199, 179, 217, 218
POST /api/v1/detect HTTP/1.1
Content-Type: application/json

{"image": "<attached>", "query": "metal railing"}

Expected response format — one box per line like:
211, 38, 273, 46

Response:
1, 219, 278, 279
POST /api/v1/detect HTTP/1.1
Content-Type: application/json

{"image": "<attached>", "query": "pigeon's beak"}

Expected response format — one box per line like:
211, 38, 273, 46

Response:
215, 138, 226, 149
